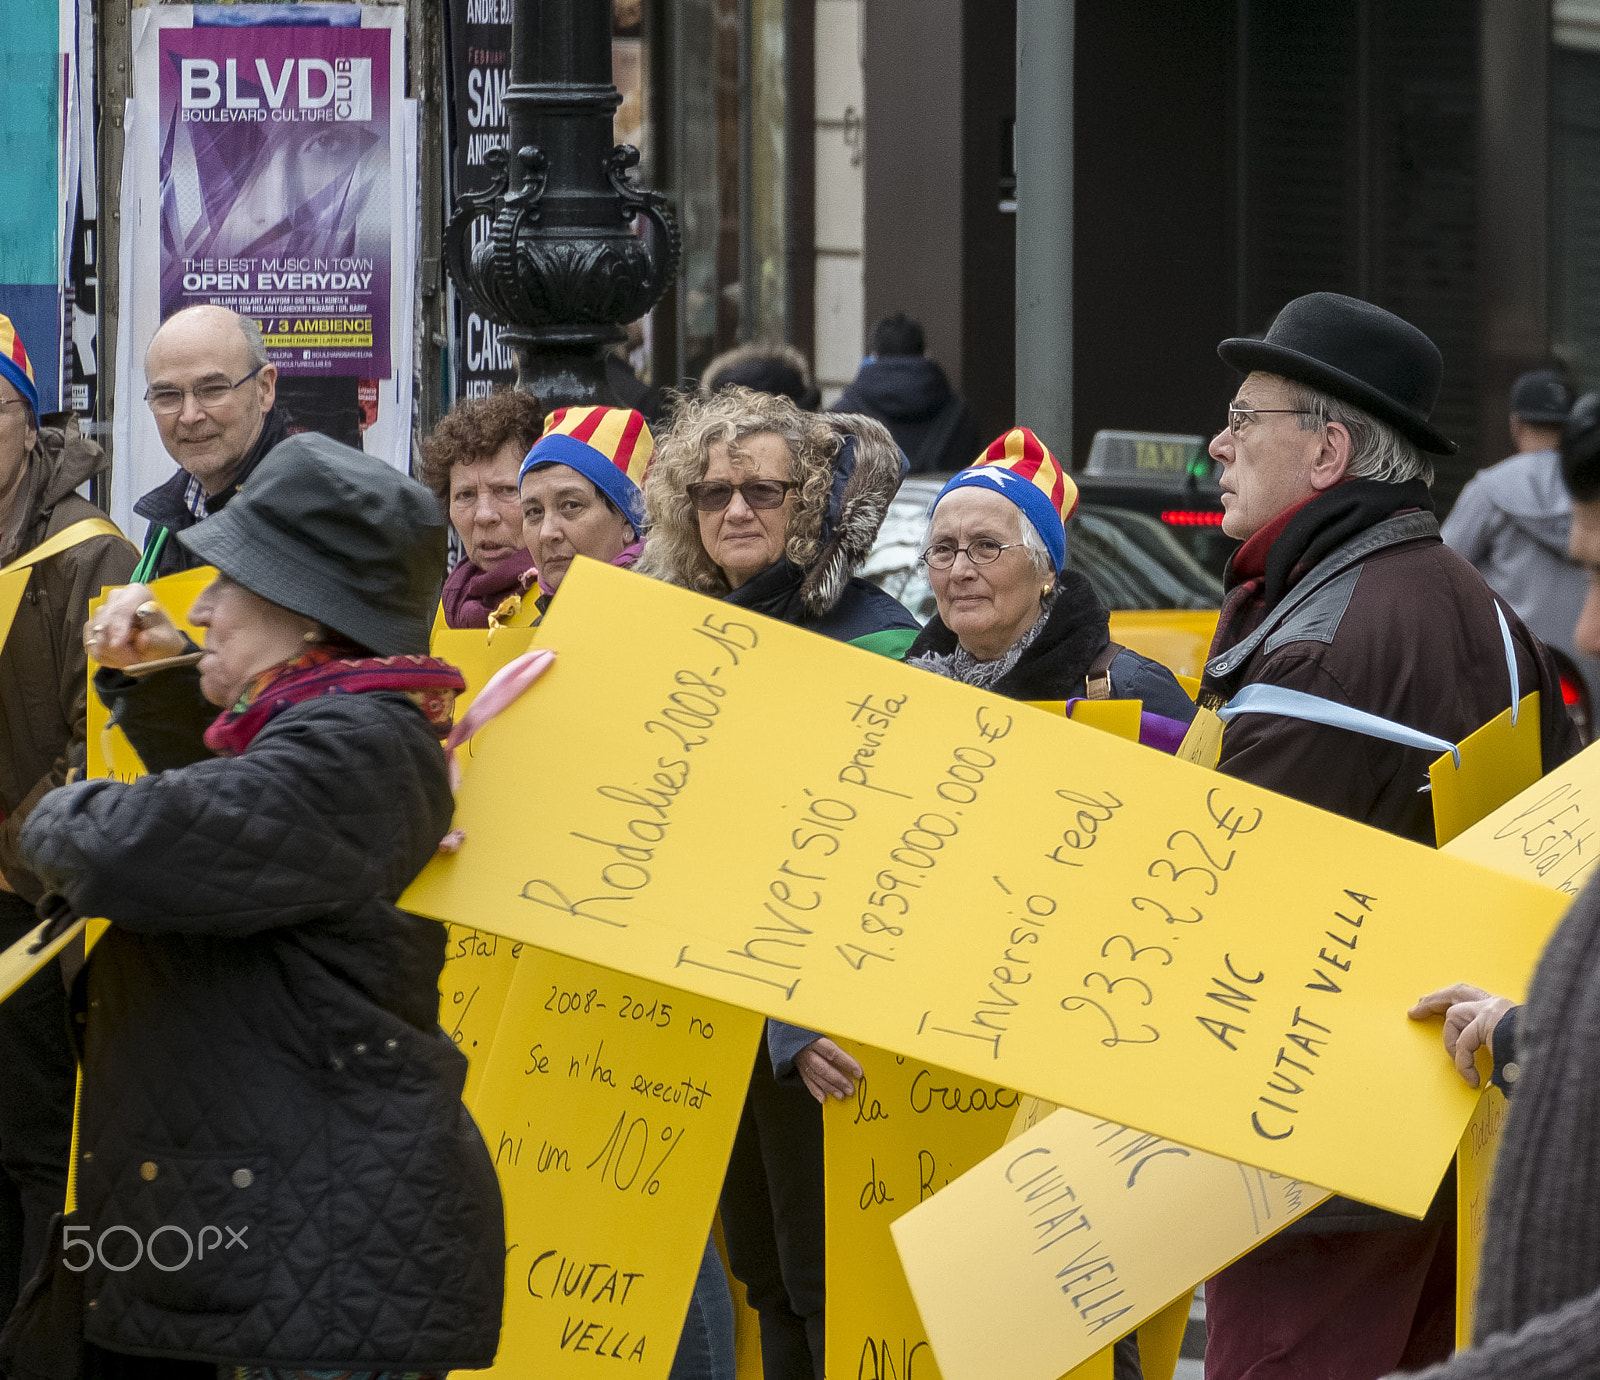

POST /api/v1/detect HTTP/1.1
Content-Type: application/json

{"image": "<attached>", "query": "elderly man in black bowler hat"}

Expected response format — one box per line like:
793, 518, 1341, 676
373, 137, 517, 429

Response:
1197, 294, 1581, 1380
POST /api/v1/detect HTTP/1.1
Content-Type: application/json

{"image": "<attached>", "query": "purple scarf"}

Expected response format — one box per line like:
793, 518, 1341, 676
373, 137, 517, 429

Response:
440, 548, 538, 629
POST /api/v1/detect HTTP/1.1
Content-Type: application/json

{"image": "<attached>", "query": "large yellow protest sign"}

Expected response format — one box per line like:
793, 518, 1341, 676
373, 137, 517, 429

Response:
470, 948, 760, 1378
823, 1041, 1020, 1380
401, 559, 1568, 1215
891, 677, 1564, 1380
891, 1105, 1327, 1380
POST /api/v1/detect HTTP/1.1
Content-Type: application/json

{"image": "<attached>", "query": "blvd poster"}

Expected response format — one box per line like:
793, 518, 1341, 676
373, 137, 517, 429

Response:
155, 17, 394, 378
117, 4, 415, 540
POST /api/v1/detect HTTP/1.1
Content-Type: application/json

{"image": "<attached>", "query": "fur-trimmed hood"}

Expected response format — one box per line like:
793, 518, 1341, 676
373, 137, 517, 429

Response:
798, 412, 909, 618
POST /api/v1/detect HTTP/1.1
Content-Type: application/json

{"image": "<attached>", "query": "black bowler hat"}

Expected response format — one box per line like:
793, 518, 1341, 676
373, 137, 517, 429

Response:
1219, 293, 1456, 456
179, 433, 447, 655
1510, 369, 1572, 424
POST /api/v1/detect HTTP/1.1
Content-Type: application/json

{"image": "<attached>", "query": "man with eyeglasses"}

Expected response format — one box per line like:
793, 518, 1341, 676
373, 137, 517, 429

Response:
1198, 294, 1580, 1380
132, 304, 291, 579
0, 311, 137, 1323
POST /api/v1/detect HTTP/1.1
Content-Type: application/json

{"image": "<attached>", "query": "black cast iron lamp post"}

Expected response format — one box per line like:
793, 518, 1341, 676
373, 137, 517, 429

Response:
445, 0, 680, 407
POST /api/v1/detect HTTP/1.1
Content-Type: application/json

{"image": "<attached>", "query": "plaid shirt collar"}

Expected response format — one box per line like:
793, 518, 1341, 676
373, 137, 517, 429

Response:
183, 473, 210, 522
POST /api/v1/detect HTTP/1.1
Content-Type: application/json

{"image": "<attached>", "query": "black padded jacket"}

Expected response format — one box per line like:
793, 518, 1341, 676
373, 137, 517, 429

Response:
14, 670, 504, 1371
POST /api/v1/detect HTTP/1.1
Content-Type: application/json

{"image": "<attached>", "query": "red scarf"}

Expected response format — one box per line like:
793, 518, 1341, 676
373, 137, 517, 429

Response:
1206, 495, 1318, 662
203, 646, 467, 757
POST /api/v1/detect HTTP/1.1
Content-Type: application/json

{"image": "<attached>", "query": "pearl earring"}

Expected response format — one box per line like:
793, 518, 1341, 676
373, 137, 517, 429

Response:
303, 628, 321, 644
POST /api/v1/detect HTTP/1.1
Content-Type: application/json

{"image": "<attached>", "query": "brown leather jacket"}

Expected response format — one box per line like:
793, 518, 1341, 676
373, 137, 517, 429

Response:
0, 423, 138, 900
1203, 510, 1580, 847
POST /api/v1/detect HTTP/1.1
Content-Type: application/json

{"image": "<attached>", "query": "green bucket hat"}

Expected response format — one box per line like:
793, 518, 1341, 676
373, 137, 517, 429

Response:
178, 432, 446, 656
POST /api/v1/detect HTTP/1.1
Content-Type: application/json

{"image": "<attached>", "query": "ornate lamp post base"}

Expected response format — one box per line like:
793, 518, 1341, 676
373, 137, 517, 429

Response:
445, 0, 680, 409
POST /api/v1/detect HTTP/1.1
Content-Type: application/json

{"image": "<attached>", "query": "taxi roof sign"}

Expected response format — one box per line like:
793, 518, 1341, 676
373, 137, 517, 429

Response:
1084, 430, 1218, 488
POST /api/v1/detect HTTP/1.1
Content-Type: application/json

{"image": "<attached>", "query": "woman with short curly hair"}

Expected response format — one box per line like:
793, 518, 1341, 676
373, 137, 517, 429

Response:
638, 385, 917, 1380
419, 389, 544, 628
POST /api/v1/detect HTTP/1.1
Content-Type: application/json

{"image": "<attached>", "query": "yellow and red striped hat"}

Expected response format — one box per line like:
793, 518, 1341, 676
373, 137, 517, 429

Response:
519, 405, 655, 532
0, 314, 39, 420
932, 427, 1078, 570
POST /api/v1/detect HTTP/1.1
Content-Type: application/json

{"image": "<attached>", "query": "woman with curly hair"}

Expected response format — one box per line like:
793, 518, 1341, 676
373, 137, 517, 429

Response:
637, 387, 916, 1380
419, 390, 544, 629
637, 385, 915, 649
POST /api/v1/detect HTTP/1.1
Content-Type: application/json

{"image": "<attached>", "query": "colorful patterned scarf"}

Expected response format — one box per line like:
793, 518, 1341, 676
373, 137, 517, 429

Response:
203, 645, 467, 757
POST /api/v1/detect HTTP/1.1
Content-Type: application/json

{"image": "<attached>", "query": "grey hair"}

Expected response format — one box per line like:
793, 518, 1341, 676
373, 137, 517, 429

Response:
923, 495, 1058, 581
1281, 378, 1433, 486
238, 315, 270, 372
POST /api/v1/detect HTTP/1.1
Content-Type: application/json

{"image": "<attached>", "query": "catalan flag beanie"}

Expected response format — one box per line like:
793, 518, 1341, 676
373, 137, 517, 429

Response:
519, 406, 655, 535
0, 314, 39, 422
931, 427, 1079, 571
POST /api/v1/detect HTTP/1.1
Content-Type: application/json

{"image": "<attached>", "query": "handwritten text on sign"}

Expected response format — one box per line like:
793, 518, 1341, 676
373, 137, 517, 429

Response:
1444, 738, 1600, 895
892, 1106, 1326, 1380
470, 949, 760, 1379
401, 559, 1569, 1215
824, 1041, 1019, 1380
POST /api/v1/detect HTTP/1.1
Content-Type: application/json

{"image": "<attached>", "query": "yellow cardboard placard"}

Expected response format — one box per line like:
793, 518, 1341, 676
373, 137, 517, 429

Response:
401, 559, 1569, 1216
440, 925, 528, 1106
1443, 736, 1600, 895
1010, 1101, 1191, 1380
1175, 704, 1223, 767
470, 948, 761, 1378
823, 1041, 1020, 1380
0, 566, 31, 655
0, 515, 126, 652
1456, 1084, 1508, 1348
86, 567, 215, 781
890, 1105, 1328, 1380
894, 682, 1551, 1380
1026, 700, 1144, 745
429, 625, 541, 1104
1430, 693, 1543, 846
1134, 1294, 1192, 1380
0, 916, 89, 1005
1070, 699, 1144, 743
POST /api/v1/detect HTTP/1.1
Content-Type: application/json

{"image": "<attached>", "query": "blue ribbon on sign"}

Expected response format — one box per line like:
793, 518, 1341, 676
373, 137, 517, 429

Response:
1217, 683, 1462, 769
1214, 599, 1529, 787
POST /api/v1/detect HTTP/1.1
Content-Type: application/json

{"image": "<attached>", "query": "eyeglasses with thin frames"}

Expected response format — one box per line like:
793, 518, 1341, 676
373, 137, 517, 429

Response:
919, 539, 1027, 570
1227, 404, 1321, 436
0, 397, 31, 415
145, 365, 265, 417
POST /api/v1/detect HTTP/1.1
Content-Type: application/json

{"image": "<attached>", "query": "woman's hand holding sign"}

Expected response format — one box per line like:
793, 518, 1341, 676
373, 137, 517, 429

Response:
84, 584, 187, 670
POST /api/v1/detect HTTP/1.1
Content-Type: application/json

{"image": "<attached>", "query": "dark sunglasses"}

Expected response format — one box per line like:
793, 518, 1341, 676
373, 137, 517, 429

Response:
684, 479, 797, 512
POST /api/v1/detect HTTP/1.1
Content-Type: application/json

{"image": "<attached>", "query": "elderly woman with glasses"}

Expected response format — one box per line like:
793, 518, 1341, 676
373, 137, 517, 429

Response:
637, 387, 917, 1380
905, 429, 1196, 720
